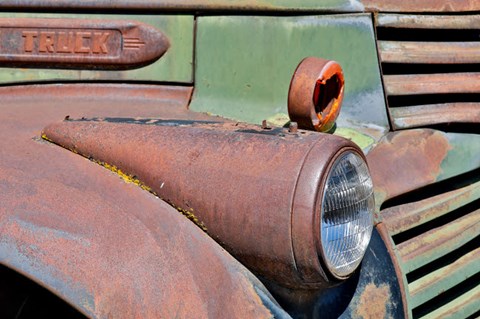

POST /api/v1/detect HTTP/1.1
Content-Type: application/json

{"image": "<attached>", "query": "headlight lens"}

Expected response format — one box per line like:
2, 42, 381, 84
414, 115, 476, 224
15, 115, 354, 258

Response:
320, 151, 374, 279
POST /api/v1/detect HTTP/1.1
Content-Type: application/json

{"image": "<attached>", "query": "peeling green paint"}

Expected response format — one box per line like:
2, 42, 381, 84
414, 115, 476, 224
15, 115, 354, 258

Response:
438, 133, 480, 181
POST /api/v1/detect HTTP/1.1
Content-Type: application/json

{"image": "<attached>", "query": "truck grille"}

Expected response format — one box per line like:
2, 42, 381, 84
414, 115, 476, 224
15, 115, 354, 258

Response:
376, 14, 480, 130
379, 168, 480, 318
375, 15, 479, 318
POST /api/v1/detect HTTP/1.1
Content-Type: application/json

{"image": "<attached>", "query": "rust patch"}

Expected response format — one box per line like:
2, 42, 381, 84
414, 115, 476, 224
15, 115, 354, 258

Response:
0, 18, 169, 69
356, 283, 391, 319
0, 83, 280, 318
367, 129, 451, 206
376, 224, 409, 318
363, 0, 480, 12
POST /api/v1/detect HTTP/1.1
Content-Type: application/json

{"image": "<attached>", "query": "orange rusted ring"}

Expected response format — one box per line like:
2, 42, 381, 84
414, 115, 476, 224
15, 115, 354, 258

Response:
288, 57, 345, 132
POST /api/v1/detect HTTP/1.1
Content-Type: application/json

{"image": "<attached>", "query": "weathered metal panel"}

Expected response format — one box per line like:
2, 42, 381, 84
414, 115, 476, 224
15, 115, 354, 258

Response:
1, 0, 479, 12
396, 209, 480, 272
381, 180, 480, 235
420, 285, 480, 319
384, 73, 480, 96
378, 41, 480, 64
0, 0, 363, 12
339, 228, 406, 319
367, 129, 480, 208
409, 247, 480, 308
363, 0, 480, 12
377, 13, 480, 29
390, 103, 480, 130
0, 83, 288, 318
0, 13, 193, 84
190, 14, 389, 150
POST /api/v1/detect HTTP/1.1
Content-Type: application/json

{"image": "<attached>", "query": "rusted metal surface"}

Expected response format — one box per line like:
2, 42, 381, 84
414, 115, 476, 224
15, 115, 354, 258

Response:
376, 223, 410, 318
377, 13, 480, 29
339, 228, 406, 318
0, 0, 361, 12
390, 103, 480, 130
378, 41, 480, 64
424, 285, 480, 319
0, 83, 209, 120
396, 208, 480, 272
409, 247, 480, 308
381, 180, 480, 235
0, 83, 288, 318
0, 18, 169, 69
0, 0, 479, 12
377, 165, 480, 317
367, 129, 451, 207
288, 57, 344, 132
262, 227, 406, 318
384, 73, 480, 96
43, 118, 363, 288
363, 0, 480, 12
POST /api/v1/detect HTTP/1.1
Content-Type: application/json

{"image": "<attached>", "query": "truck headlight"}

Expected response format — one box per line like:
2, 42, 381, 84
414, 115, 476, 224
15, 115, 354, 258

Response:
320, 151, 374, 279
44, 119, 375, 288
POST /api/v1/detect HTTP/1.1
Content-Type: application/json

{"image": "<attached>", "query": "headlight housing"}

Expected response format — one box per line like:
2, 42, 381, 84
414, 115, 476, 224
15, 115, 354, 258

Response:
45, 118, 375, 289
319, 151, 375, 279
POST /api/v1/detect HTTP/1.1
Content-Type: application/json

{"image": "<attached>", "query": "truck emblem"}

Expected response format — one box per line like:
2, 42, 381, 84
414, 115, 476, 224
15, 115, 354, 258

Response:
0, 18, 169, 69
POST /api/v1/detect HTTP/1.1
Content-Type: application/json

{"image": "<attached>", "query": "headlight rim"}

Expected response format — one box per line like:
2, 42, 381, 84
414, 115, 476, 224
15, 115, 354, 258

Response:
291, 135, 374, 287
315, 149, 375, 280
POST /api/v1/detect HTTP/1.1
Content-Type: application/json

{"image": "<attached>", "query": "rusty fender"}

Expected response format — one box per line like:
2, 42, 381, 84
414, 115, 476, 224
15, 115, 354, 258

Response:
0, 84, 291, 319
43, 119, 365, 289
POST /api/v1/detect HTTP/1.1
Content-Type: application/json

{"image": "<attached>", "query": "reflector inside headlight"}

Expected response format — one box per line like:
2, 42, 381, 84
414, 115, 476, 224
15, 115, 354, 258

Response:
320, 151, 374, 279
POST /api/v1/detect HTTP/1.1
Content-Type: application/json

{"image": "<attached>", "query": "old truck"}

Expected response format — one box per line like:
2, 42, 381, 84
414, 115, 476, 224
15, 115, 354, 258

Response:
0, 1, 479, 318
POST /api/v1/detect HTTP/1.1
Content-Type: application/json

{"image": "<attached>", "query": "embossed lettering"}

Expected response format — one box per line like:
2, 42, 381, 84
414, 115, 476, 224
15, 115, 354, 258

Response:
74, 32, 91, 53
92, 32, 110, 54
56, 31, 75, 53
22, 31, 38, 52
20, 29, 114, 55
39, 31, 55, 53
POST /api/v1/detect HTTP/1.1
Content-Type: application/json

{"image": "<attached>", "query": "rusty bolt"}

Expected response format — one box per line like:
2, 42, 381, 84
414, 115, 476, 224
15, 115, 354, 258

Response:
261, 120, 271, 130
289, 122, 298, 133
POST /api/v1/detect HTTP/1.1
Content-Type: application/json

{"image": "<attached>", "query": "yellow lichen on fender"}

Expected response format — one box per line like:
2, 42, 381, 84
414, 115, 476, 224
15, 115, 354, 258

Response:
92, 159, 153, 193
41, 132, 208, 232
41, 132, 53, 143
